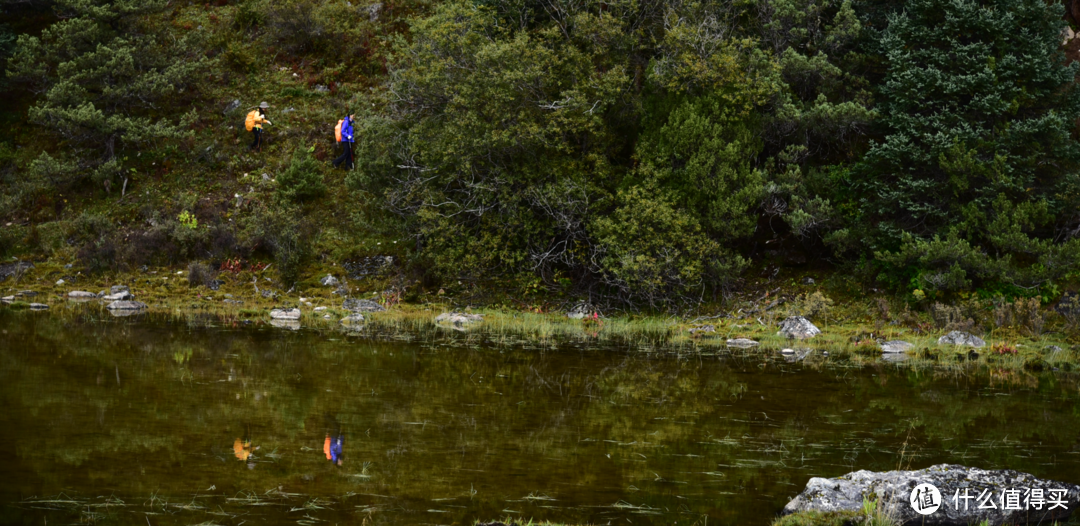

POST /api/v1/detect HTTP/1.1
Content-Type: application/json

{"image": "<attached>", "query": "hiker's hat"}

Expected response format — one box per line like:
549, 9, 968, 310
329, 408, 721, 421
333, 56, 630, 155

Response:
259, 101, 270, 109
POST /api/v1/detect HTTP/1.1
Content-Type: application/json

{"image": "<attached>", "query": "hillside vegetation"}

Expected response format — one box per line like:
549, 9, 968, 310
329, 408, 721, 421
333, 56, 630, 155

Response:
3, 0, 1080, 312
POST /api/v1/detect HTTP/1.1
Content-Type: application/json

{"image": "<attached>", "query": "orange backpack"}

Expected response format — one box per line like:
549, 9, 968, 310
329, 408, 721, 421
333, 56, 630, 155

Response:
245, 110, 258, 132
334, 119, 343, 143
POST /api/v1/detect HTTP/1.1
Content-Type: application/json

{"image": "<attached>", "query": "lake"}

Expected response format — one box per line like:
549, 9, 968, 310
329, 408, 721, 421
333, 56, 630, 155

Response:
1, 309, 1078, 525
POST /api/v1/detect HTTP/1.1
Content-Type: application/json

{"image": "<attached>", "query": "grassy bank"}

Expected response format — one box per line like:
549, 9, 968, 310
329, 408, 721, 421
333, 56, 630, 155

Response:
3, 257, 1080, 379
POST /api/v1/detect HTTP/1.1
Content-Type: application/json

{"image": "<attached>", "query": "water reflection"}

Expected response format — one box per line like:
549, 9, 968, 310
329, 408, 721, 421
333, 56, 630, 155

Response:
0, 311, 1078, 526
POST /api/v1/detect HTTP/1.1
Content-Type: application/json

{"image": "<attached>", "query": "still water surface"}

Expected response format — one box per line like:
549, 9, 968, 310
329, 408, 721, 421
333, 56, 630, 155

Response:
1, 311, 1078, 525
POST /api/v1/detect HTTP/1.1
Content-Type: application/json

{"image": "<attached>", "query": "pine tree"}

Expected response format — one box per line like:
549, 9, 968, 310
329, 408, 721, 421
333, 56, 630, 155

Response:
847, 0, 1080, 292
7, 0, 207, 190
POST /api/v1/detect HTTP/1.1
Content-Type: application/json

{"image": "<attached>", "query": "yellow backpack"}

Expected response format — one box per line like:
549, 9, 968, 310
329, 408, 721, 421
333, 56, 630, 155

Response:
245, 110, 258, 132
334, 119, 343, 143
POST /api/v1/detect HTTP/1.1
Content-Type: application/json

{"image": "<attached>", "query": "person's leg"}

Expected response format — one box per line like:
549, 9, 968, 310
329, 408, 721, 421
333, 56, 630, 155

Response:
345, 142, 354, 170
333, 142, 350, 168
250, 128, 261, 150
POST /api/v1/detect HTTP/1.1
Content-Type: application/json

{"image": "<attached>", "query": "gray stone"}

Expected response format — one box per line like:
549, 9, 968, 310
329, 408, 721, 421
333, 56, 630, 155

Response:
365, 2, 382, 21
107, 300, 147, 310
314, 84, 330, 93
1045, 345, 1063, 353
270, 308, 301, 320
1, 296, 13, 304
881, 340, 914, 354
782, 464, 1080, 525
314, 306, 328, 311
803, 277, 816, 285
110, 285, 129, 294
0, 261, 33, 280
55, 279, 65, 286
320, 274, 340, 287
726, 338, 760, 348
102, 291, 133, 301
777, 316, 821, 340
566, 302, 598, 319
29, 303, 48, 310
938, 331, 985, 348
435, 312, 483, 325
16, 290, 36, 297
343, 298, 385, 313
223, 99, 242, 114
68, 291, 98, 298
688, 325, 716, 335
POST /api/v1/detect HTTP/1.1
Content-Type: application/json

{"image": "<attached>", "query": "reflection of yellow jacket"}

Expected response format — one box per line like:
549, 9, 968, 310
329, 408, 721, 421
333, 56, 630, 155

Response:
245, 110, 269, 131
233, 438, 252, 460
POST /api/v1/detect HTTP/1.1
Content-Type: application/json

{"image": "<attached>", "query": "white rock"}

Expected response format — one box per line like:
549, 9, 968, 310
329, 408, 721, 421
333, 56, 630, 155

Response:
880, 340, 913, 353
938, 330, 985, 348
270, 308, 301, 320
435, 312, 483, 325
777, 316, 821, 340
68, 291, 97, 298
726, 338, 760, 348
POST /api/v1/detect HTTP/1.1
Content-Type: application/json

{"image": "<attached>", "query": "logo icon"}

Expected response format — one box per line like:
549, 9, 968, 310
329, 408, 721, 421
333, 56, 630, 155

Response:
910, 483, 942, 515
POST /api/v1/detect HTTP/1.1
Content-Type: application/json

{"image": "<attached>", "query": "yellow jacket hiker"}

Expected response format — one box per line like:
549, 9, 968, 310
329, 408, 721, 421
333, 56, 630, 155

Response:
246, 101, 272, 151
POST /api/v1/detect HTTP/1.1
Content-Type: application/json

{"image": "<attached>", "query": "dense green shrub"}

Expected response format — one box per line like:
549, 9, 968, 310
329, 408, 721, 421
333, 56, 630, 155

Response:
590, 183, 733, 308
276, 147, 326, 203
240, 201, 309, 285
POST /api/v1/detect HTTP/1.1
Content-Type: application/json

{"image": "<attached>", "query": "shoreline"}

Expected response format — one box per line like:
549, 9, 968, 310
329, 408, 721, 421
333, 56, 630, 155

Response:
2, 260, 1078, 376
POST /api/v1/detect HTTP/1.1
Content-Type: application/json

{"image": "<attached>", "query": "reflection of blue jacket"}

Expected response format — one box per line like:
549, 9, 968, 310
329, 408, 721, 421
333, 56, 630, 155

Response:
340, 117, 354, 143
330, 435, 343, 462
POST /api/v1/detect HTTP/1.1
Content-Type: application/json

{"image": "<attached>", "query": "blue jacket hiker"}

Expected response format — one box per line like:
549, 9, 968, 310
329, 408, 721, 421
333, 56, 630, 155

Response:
332, 114, 356, 170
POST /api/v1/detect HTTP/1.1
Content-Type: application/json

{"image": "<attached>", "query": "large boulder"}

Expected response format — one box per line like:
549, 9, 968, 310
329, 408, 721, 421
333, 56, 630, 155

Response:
102, 291, 133, 301
320, 274, 340, 287
777, 316, 821, 340
343, 298, 386, 313
783, 464, 1080, 526
938, 331, 985, 348
68, 291, 98, 299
